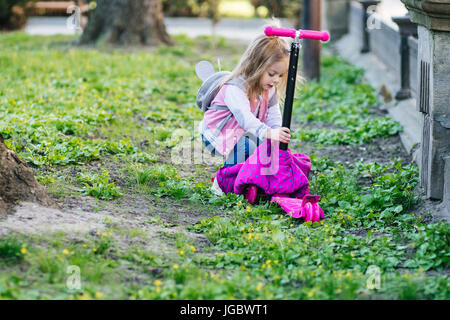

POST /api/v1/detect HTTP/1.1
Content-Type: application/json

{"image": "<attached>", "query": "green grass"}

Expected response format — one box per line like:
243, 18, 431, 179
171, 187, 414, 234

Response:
0, 237, 25, 265
0, 32, 448, 300
76, 170, 122, 200
293, 55, 402, 145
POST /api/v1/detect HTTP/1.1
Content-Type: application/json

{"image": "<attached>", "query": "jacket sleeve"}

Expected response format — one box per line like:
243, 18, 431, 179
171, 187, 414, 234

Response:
265, 87, 282, 129
224, 85, 271, 141
265, 99, 282, 129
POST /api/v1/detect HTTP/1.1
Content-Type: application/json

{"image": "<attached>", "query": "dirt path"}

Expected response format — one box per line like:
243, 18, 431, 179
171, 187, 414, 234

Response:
0, 141, 225, 258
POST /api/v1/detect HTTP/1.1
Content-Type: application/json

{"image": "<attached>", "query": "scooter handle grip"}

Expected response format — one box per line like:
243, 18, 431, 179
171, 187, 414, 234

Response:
264, 26, 330, 42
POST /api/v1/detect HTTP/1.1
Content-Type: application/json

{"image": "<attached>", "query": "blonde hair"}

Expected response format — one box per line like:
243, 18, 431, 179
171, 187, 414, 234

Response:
221, 21, 291, 102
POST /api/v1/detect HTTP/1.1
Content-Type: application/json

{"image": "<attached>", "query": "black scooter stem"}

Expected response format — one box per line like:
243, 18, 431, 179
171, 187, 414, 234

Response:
280, 40, 300, 151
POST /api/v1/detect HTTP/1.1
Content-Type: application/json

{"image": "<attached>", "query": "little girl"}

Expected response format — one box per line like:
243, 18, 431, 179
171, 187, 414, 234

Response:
199, 25, 292, 182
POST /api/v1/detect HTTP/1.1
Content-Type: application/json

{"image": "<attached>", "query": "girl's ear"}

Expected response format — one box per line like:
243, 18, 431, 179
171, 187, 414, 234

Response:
195, 61, 215, 82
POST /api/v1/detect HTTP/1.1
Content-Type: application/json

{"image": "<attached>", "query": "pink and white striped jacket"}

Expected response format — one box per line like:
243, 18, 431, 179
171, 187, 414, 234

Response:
198, 76, 282, 158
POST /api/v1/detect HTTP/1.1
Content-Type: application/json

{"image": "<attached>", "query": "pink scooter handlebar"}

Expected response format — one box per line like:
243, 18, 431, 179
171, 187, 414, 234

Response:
265, 26, 330, 42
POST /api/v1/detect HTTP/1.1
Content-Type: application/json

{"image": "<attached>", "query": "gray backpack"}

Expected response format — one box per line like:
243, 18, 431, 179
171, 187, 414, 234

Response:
196, 61, 248, 112
196, 69, 231, 112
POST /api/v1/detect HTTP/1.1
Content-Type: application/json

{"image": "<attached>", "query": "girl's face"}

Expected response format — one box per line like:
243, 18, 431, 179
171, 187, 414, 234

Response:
260, 58, 288, 92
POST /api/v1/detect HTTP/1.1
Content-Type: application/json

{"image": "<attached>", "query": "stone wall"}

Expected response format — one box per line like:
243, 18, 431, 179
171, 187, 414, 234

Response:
370, 18, 401, 76
408, 36, 418, 95
347, 0, 418, 97
323, 0, 351, 39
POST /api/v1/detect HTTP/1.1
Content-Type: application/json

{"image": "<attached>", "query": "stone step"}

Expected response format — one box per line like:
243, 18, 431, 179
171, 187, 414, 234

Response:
386, 98, 421, 164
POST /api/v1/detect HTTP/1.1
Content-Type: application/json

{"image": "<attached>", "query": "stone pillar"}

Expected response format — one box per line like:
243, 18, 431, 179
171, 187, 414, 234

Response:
359, 0, 381, 53
322, 0, 351, 40
401, 0, 450, 202
392, 15, 418, 100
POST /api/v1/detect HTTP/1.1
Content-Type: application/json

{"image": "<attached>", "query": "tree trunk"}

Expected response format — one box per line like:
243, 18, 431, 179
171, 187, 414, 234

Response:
79, 0, 174, 46
0, 135, 54, 215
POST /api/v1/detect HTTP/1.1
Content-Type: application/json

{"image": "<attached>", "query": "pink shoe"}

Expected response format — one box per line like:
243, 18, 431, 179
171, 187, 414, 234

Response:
300, 195, 324, 222
244, 184, 258, 204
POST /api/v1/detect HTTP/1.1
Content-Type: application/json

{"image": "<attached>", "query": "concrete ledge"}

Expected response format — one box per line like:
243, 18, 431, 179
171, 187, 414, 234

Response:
386, 98, 421, 164
442, 156, 450, 220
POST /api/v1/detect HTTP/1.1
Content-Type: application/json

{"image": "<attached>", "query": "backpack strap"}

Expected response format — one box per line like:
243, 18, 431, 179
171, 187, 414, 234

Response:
196, 71, 231, 112
209, 105, 228, 111
214, 112, 234, 136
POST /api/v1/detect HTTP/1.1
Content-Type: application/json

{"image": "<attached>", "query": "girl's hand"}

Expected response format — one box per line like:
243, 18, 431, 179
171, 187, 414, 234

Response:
265, 127, 291, 143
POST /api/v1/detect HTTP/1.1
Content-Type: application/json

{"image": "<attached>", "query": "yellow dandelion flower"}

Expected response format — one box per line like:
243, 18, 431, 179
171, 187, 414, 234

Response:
305, 237, 309, 242
173, 264, 179, 270
246, 206, 251, 212
63, 249, 69, 255
94, 292, 103, 299
190, 245, 196, 252
154, 280, 162, 286
274, 260, 279, 264
243, 241, 248, 246
92, 248, 97, 252
79, 292, 91, 300
256, 282, 263, 291
307, 290, 314, 298
178, 249, 184, 255
20, 248, 27, 254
